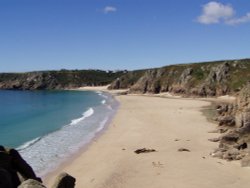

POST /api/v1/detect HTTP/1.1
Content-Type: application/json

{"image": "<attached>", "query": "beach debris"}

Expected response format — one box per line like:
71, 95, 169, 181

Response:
208, 138, 220, 142
134, 148, 156, 154
178, 148, 190, 152
122, 148, 126, 151
174, 139, 180, 141
152, 161, 164, 168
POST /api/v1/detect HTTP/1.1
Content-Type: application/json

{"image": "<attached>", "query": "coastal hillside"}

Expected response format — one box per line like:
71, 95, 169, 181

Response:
109, 58, 250, 97
0, 70, 126, 90
1, 59, 250, 94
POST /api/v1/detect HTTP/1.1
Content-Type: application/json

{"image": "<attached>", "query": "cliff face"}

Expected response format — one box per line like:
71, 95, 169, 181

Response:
212, 84, 250, 165
0, 70, 125, 90
109, 59, 250, 97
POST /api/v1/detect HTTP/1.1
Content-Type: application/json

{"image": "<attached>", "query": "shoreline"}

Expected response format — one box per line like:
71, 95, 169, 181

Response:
42, 88, 120, 182
45, 87, 250, 188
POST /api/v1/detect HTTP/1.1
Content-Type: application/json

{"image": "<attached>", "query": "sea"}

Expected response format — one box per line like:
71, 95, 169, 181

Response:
0, 90, 118, 176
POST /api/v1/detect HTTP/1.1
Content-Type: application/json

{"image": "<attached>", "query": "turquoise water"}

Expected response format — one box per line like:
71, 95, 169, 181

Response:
0, 90, 118, 175
0, 90, 101, 147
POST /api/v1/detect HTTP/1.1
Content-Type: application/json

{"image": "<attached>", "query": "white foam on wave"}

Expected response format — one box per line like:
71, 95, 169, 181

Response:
70, 108, 94, 125
101, 94, 108, 99
16, 137, 41, 151
101, 100, 106, 104
96, 91, 108, 99
95, 91, 102, 94
95, 117, 109, 132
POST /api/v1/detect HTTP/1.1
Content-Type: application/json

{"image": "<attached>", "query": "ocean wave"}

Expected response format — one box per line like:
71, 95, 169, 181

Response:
95, 91, 108, 99
18, 92, 119, 177
95, 91, 102, 94
95, 117, 109, 132
16, 137, 41, 151
70, 108, 94, 125
101, 100, 106, 104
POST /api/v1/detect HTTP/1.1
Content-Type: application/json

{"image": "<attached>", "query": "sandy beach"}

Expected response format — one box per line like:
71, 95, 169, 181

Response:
45, 90, 250, 188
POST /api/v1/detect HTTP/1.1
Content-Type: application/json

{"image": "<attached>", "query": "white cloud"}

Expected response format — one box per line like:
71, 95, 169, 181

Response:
226, 12, 250, 25
197, 1, 250, 25
103, 6, 117, 14
197, 1, 234, 24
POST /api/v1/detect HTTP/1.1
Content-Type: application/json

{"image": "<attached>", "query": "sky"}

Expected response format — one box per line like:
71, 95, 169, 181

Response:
0, 0, 250, 72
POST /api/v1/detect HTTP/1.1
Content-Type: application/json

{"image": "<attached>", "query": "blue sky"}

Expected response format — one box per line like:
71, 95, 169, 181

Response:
0, 0, 250, 72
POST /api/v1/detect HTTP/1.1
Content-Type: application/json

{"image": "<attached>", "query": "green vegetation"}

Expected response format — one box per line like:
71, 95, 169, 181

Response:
1, 58, 250, 94
0, 69, 126, 90
109, 58, 250, 96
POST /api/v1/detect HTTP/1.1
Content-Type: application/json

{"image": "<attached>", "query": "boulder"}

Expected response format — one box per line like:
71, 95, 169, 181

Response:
218, 115, 235, 126
7, 148, 42, 183
0, 146, 76, 188
220, 133, 239, 144
0, 146, 41, 187
18, 179, 46, 188
51, 172, 76, 188
222, 149, 242, 161
0, 168, 12, 188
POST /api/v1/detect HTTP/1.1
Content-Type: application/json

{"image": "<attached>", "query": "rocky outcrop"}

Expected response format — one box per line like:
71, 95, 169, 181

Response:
0, 146, 76, 188
51, 173, 76, 188
18, 179, 46, 188
211, 84, 250, 165
130, 69, 164, 93
17, 173, 76, 188
0, 146, 42, 187
0, 168, 12, 188
108, 70, 145, 90
109, 59, 250, 97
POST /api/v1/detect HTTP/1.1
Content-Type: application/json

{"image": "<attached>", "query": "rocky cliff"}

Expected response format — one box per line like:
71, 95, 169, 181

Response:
0, 70, 125, 90
109, 59, 250, 97
211, 83, 250, 165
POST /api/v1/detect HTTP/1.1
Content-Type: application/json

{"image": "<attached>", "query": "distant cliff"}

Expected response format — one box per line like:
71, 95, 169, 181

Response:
109, 59, 250, 97
0, 70, 126, 90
